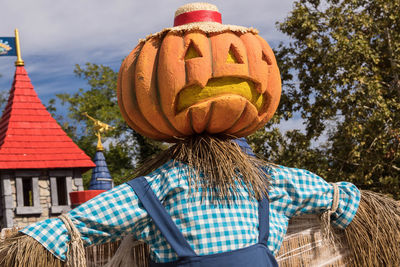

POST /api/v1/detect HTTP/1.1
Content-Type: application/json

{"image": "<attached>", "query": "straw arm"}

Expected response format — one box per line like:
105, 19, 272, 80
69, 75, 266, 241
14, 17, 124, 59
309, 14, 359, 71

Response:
342, 190, 400, 266
0, 229, 66, 267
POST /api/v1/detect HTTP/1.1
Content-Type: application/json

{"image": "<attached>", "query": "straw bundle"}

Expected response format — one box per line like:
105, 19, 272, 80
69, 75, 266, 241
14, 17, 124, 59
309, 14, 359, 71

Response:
276, 215, 347, 266
103, 235, 149, 267
0, 230, 65, 267
343, 190, 400, 266
277, 190, 400, 266
0, 229, 148, 267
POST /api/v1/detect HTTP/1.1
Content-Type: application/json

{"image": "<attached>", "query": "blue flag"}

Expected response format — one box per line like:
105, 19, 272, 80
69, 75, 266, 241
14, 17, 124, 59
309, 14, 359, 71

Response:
0, 37, 17, 56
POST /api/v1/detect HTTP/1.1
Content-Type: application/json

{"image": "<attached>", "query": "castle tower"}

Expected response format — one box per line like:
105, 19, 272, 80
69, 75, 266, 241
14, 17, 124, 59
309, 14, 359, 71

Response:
88, 133, 113, 190
0, 65, 95, 229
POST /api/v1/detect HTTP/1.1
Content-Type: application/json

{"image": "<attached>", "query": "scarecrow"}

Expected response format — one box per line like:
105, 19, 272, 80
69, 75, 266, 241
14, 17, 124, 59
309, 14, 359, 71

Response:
1, 3, 400, 267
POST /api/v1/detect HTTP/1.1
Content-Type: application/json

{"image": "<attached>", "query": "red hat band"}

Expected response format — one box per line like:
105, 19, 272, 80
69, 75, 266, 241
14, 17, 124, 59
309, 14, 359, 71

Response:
174, 10, 222, 27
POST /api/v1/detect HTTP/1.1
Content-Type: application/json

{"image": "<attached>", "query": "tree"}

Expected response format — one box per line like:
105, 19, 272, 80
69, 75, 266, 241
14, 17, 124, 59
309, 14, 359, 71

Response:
0, 90, 7, 111
49, 63, 165, 187
250, 0, 400, 198
0, 74, 8, 111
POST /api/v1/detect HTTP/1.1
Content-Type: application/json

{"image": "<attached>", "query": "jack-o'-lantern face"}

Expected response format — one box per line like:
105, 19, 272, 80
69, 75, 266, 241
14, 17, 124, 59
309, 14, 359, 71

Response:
118, 31, 281, 142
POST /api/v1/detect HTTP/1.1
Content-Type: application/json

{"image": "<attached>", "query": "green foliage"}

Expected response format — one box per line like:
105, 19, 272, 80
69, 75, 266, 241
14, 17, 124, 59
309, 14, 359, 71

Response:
0, 90, 8, 112
0, 73, 8, 111
249, 0, 400, 198
49, 63, 165, 188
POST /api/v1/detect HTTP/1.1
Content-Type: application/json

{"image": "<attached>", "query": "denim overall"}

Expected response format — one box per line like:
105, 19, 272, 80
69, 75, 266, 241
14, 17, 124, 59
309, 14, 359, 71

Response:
127, 176, 278, 267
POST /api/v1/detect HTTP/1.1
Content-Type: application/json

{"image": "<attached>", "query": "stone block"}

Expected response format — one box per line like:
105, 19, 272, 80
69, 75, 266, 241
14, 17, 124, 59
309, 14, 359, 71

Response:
28, 217, 38, 223
39, 187, 50, 197
4, 195, 14, 209
4, 209, 14, 228
12, 192, 17, 207
1, 178, 12, 196
42, 208, 49, 216
16, 206, 42, 215
38, 180, 49, 188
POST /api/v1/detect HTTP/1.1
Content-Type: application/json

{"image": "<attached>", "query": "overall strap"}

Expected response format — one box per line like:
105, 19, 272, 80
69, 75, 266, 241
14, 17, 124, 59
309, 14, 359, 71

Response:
258, 195, 270, 246
235, 138, 271, 246
127, 177, 197, 258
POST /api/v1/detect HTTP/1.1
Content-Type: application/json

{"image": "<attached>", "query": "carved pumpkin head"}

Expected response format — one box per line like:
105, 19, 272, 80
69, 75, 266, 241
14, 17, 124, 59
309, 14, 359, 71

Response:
118, 3, 281, 142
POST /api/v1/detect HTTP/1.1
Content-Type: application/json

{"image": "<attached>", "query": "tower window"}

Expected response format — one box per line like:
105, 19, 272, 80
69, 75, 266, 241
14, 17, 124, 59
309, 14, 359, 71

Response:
15, 176, 42, 215
56, 177, 68, 206
22, 178, 33, 206
50, 174, 72, 214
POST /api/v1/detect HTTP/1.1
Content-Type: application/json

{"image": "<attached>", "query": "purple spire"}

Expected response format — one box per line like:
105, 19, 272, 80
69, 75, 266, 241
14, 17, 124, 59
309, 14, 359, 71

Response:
89, 150, 113, 190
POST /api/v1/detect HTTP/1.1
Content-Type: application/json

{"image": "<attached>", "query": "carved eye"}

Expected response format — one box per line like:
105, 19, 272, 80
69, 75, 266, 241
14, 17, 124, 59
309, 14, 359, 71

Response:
184, 41, 202, 60
226, 44, 244, 64
262, 51, 272, 65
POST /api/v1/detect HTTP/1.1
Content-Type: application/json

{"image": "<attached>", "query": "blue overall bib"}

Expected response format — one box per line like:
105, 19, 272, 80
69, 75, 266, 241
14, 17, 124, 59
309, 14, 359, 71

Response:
127, 176, 278, 267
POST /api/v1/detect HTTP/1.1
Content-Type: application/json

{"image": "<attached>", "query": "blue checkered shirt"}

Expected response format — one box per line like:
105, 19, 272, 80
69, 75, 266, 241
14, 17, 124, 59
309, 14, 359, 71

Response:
22, 160, 360, 262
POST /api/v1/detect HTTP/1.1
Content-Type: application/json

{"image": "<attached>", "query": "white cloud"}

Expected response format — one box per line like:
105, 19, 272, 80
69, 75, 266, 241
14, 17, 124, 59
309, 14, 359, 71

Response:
278, 117, 306, 133
1, 0, 297, 120
1, 0, 294, 57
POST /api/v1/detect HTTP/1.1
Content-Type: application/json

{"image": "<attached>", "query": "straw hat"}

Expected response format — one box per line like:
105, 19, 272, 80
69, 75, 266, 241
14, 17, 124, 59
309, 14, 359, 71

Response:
141, 2, 258, 42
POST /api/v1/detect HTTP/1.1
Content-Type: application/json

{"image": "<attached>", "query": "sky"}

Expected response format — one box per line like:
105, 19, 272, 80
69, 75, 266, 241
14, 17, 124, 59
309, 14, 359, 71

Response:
0, 0, 303, 130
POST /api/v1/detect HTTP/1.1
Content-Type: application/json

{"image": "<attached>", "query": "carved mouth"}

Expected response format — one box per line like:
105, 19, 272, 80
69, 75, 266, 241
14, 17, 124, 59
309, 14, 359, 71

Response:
176, 77, 264, 113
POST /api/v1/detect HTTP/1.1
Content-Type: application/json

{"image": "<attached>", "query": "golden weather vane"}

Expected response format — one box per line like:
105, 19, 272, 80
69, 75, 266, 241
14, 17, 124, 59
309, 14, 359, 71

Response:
83, 112, 115, 151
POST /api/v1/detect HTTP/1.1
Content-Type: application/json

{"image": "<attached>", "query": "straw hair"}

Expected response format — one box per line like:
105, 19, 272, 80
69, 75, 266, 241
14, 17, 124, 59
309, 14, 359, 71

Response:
175, 2, 218, 17
133, 135, 272, 202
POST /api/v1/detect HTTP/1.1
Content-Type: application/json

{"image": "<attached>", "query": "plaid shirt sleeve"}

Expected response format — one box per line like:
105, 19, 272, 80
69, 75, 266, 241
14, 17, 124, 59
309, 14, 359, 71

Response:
268, 165, 360, 229
21, 183, 145, 261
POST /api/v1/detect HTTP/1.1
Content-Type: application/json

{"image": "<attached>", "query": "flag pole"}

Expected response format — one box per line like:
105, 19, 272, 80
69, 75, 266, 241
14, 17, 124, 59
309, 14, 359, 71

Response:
14, 28, 24, 66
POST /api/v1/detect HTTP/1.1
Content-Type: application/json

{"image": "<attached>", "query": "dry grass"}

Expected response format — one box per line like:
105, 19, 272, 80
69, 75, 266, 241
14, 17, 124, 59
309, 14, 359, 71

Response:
344, 190, 400, 266
0, 230, 146, 267
103, 235, 149, 267
134, 135, 272, 202
276, 214, 347, 267
0, 229, 65, 267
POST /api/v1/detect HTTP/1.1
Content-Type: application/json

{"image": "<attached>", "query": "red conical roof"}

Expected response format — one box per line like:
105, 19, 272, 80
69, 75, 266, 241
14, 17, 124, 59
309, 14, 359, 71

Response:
0, 66, 95, 170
